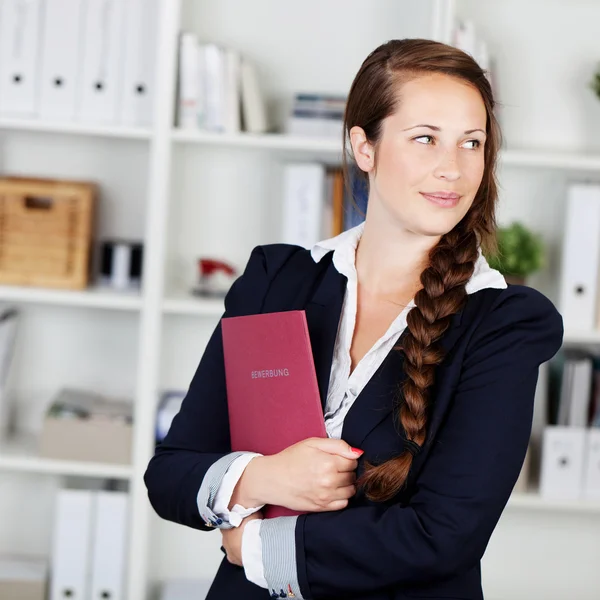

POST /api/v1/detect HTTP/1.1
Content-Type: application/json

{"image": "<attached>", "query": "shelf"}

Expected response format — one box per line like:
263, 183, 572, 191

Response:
0, 284, 142, 311
173, 129, 600, 171
0, 117, 151, 140
172, 128, 342, 153
500, 148, 600, 171
163, 291, 224, 316
562, 329, 600, 345
0, 433, 132, 480
508, 490, 600, 514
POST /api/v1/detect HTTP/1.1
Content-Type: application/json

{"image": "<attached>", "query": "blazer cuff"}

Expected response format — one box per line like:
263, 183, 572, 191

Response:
261, 516, 304, 599
196, 451, 250, 529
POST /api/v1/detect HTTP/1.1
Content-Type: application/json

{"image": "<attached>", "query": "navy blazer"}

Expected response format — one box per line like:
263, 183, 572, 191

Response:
144, 244, 564, 600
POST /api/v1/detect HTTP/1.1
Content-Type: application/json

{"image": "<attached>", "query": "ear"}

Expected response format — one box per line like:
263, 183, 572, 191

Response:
349, 126, 375, 173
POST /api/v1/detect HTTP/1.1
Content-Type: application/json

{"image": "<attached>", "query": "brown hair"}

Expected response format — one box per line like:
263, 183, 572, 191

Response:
343, 38, 501, 502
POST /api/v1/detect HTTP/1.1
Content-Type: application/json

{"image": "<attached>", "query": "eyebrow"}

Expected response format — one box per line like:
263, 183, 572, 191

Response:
403, 124, 486, 135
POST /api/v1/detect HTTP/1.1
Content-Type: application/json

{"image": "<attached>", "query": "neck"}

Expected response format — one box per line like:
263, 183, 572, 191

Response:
355, 209, 441, 297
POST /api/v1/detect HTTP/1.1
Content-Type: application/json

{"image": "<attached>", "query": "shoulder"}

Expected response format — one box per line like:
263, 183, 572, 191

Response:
223, 243, 318, 315
463, 284, 564, 364
467, 284, 562, 329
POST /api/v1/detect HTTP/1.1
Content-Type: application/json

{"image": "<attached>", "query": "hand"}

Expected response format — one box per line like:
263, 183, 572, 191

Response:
221, 511, 262, 567
234, 438, 363, 512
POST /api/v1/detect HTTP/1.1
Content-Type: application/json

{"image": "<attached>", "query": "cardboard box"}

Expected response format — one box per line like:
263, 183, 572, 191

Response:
0, 555, 47, 600
39, 416, 132, 465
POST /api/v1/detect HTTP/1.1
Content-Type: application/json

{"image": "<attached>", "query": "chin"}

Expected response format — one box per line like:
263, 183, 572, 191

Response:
415, 216, 462, 238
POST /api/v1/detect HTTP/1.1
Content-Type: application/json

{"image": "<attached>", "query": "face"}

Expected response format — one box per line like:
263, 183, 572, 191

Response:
352, 73, 487, 238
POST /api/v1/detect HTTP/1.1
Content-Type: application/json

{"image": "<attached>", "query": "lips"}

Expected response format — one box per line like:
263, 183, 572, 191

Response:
420, 192, 461, 208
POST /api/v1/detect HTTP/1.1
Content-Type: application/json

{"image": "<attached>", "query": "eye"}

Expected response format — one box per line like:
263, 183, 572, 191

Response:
462, 139, 482, 149
414, 135, 434, 145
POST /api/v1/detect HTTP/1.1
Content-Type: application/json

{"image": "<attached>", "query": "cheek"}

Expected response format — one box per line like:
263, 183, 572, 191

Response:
463, 155, 486, 191
381, 145, 432, 189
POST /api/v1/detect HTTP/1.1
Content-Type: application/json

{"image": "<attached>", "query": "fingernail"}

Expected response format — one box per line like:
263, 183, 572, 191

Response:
351, 447, 364, 455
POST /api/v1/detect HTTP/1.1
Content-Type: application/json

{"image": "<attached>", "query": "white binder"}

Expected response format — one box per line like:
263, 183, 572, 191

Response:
203, 43, 226, 133
50, 489, 94, 600
0, 0, 43, 116
539, 425, 586, 500
281, 163, 327, 249
77, 0, 126, 124
177, 33, 200, 130
119, 0, 159, 127
224, 48, 241, 134
90, 491, 129, 600
38, 0, 86, 121
583, 428, 600, 499
559, 183, 600, 331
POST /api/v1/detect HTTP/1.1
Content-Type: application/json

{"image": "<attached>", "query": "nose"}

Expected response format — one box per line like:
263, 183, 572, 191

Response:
433, 149, 461, 182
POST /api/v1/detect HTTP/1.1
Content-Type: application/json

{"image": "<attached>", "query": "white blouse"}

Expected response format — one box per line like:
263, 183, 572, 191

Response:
213, 222, 507, 588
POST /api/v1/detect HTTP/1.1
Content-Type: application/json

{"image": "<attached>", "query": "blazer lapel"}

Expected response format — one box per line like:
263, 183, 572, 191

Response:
304, 258, 347, 409
341, 307, 468, 450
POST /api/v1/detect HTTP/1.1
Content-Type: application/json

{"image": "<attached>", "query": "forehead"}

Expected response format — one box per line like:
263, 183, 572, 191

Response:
389, 73, 487, 129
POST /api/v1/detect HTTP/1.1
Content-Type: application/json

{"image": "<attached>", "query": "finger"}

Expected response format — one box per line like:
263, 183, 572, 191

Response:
335, 456, 358, 472
335, 484, 357, 500
305, 438, 363, 459
323, 498, 350, 511
334, 472, 357, 488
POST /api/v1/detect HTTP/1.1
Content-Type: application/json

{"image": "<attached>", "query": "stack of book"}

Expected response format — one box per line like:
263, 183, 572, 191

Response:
176, 32, 268, 134
550, 351, 600, 428
280, 162, 368, 249
540, 351, 600, 500
285, 93, 346, 138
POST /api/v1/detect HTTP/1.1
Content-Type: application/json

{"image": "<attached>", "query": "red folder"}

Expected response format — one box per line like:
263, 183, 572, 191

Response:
221, 310, 327, 518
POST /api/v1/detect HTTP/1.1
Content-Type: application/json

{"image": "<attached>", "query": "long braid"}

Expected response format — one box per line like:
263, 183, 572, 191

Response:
358, 222, 480, 502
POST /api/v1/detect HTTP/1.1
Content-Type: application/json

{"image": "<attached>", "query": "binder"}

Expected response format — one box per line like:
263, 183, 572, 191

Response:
240, 57, 268, 133
582, 428, 600, 499
203, 44, 226, 133
224, 48, 241, 134
77, 0, 126, 124
0, 0, 43, 117
38, 0, 86, 121
221, 310, 327, 518
281, 163, 327, 249
50, 489, 94, 600
559, 183, 600, 331
90, 491, 129, 600
177, 33, 201, 130
539, 425, 586, 500
119, 0, 159, 127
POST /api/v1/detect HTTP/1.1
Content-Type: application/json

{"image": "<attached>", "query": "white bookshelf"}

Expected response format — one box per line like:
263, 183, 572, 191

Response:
0, 117, 151, 140
0, 284, 142, 311
0, 1, 598, 599
162, 293, 224, 317
0, 433, 132, 480
508, 491, 600, 515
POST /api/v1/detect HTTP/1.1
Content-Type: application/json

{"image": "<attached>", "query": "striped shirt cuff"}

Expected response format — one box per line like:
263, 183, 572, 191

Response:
196, 451, 249, 529
261, 516, 303, 599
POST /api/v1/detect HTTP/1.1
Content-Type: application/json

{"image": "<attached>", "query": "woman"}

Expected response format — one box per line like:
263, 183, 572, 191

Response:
145, 39, 564, 600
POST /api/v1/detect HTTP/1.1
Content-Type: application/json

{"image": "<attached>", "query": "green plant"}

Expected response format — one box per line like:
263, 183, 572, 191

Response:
591, 63, 600, 100
486, 221, 545, 278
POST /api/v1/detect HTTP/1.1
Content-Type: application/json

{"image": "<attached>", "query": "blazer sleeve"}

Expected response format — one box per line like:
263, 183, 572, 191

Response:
143, 244, 296, 532
287, 285, 563, 599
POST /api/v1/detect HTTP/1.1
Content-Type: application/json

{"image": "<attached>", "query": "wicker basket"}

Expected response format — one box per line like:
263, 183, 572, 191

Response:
0, 177, 96, 289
